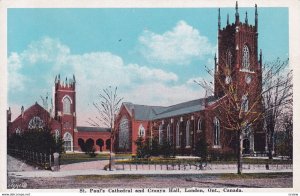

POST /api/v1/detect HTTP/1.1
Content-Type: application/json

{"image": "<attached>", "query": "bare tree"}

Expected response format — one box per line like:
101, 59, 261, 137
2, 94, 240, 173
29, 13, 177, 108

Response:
262, 58, 293, 160
195, 57, 292, 174
196, 62, 263, 174
87, 86, 123, 170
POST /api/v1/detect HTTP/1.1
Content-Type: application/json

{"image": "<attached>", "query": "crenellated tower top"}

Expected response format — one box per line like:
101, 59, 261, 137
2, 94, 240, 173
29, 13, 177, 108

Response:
55, 74, 76, 91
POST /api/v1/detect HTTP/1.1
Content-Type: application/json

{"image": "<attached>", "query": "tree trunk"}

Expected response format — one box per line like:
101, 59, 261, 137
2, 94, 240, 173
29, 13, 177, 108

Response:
109, 135, 115, 171
237, 130, 243, 174
267, 130, 274, 160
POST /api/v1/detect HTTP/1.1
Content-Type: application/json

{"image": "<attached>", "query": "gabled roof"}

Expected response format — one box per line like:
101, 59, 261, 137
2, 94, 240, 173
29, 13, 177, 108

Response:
13, 102, 50, 122
122, 102, 166, 121
77, 126, 111, 132
122, 96, 216, 121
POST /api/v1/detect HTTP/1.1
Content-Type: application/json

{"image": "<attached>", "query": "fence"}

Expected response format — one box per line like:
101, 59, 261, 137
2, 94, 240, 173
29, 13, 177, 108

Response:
8, 148, 53, 170
116, 159, 292, 171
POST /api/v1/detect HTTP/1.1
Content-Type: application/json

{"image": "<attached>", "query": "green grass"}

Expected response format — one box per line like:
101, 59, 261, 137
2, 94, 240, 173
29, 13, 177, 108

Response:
73, 172, 292, 181
220, 172, 293, 179
60, 153, 132, 165
75, 174, 146, 181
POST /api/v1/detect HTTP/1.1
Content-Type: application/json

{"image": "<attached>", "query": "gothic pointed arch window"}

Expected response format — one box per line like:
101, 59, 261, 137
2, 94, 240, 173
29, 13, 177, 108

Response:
213, 117, 221, 146
241, 95, 249, 112
167, 124, 171, 143
63, 96, 72, 114
159, 124, 163, 145
197, 119, 202, 131
138, 124, 145, 137
226, 50, 233, 69
242, 45, 250, 70
28, 116, 44, 130
176, 122, 180, 147
63, 132, 73, 151
186, 120, 190, 147
119, 116, 130, 149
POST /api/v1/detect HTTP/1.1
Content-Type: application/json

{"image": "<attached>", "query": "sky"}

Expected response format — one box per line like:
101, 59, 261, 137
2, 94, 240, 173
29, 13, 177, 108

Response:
7, 7, 289, 126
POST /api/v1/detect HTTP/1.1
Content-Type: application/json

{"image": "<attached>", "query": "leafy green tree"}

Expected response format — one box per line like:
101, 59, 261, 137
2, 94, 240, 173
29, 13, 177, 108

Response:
135, 136, 145, 158
194, 139, 208, 161
150, 137, 160, 156
160, 140, 172, 158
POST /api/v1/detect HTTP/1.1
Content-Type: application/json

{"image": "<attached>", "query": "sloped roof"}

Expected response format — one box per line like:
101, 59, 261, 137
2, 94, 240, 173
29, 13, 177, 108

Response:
13, 102, 50, 122
123, 102, 166, 121
77, 126, 111, 132
122, 96, 216, 121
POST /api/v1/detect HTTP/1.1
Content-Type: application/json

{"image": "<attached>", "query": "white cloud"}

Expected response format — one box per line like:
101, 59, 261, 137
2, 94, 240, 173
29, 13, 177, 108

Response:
122, 82, 204, 107
22, 37, 70, 65
139, 20, 215, 65
7, 52, 28, 91
9, 37, 200, 126
127, 64, 178, 82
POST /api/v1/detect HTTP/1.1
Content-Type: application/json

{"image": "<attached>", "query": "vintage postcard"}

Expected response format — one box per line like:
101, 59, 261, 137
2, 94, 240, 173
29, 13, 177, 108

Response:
0, 0, 299, 195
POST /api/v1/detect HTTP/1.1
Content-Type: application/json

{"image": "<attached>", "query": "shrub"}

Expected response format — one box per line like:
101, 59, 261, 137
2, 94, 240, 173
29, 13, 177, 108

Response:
194, 139, 208, 161
8, 127, 64, 154
160, 141, 172, 158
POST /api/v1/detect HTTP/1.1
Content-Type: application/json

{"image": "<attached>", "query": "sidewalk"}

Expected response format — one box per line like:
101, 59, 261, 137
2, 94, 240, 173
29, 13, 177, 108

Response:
8, 167, 292, 178
7, 155, 292, 178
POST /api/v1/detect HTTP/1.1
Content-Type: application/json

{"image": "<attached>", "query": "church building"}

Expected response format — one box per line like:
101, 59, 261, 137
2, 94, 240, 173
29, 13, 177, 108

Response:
114, 3, 266, 156
8, 3, 267, 156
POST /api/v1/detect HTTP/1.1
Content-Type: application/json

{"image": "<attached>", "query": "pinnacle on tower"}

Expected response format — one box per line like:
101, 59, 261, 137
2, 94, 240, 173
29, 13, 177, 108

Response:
259, 49, 262, 67
235, 1, 239, 24
255, 4, 258, 31
245, 11, 248, 25
218, 8, 221, 30
227, 14, 229, 25
214, 53, 218, 73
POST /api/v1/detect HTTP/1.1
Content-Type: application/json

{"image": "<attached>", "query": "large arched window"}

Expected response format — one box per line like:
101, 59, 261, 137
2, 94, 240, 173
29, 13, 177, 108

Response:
213, 117, 221, 146
119, 116, 130, 149
138, 124, 145, 137
226, 50, 233, 69
186, 120, 190, 147
176, 122, 180, 147
159, 124, 163, 145
241, 95, 249, 112
242, 45, 250, 70
28, 116, 44, 130
63, 97, 71, 114
167, 124, 171, 143
63, 132, 73, 151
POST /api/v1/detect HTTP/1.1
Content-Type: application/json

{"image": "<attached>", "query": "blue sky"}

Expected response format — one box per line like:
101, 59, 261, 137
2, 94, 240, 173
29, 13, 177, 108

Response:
7, 7, 288, 125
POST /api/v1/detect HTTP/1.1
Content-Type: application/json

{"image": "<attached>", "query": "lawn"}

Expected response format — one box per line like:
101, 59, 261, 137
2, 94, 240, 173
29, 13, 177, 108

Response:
60, 153, 131, 165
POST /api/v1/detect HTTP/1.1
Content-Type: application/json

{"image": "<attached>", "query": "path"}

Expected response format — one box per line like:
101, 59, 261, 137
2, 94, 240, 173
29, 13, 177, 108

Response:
7, 155, 292, 179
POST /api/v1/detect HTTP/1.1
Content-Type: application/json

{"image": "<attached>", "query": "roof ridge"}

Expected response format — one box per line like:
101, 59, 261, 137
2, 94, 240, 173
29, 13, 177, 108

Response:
13, 102, 48, 121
